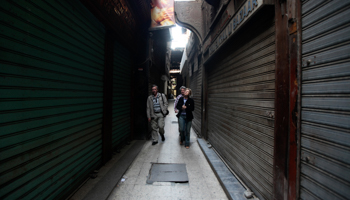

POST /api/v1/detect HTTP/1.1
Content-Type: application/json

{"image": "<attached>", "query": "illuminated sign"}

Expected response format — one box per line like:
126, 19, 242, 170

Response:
209, 0, 274, 55
150, 0, 176, 30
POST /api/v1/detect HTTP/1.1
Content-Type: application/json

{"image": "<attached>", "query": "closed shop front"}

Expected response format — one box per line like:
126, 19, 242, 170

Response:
0, 0, 105, 199
206, 8, 275, 200
299, 0, 350, 199
112, 42, 132, 148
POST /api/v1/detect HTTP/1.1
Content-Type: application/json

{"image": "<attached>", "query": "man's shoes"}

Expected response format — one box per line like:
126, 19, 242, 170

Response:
186, 146, 189, 149
152, 141, 158, 145
161, 135, 165, 141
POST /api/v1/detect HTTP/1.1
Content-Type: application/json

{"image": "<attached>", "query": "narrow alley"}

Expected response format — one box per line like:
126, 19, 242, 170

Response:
1, 0, 350, 200
70, 100, 233, 200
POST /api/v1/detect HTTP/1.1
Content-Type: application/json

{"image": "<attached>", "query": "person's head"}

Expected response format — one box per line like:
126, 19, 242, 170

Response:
152, 84, 158, 95
184, 88, 192, 97
180, 86, 186, 95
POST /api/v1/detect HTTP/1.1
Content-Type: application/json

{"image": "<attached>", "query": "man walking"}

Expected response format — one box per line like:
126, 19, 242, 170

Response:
174, 86, 186, 114
174, 86, 186, 135
147, 84, 169, 145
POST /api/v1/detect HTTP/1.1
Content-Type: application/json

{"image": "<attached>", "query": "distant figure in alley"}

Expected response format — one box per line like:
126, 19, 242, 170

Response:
176, 88, 194, 149
147, 84, 169, 145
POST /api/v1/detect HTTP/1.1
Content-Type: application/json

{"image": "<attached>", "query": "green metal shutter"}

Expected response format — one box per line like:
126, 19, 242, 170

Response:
112, 42, 131, 148
0, 0, 105, 199
300, 0, 350, 199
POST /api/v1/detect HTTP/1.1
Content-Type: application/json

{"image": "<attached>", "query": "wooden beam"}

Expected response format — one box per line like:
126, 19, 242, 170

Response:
286, 1, 301, 199
288, 26, 298, 200
293, 0, 302, 199
273, 0, 290, 199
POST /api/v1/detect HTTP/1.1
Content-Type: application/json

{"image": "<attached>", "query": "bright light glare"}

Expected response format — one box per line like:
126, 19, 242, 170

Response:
170, 25, 189, 49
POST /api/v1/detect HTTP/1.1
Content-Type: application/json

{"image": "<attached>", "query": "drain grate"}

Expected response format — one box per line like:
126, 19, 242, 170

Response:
146, 163, 188, 184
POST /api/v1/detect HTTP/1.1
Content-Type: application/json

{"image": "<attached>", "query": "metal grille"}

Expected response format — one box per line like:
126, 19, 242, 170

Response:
207, 17, 275, 200
0, 0, 104, 199
102, 0, 136, 41
299, 0, 350, 199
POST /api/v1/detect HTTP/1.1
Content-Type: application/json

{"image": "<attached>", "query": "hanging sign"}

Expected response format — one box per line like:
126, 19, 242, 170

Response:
209, 0, 274, 55
150, 0, 176, 30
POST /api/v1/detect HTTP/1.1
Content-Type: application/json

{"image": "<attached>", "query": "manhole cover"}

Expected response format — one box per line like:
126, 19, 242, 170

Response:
146, 163, 188, 184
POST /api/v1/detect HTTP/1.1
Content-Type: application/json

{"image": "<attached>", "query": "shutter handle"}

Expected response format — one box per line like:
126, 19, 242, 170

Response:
305, 157, 310, 163
265, 111, 274, 119
306, 60, 312, 66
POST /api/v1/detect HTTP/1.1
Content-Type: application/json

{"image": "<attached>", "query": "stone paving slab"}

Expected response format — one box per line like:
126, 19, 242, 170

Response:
146, 163, 189, 184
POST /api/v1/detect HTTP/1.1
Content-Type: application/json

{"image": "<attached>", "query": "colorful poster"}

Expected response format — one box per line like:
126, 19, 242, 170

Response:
150, 0, 175, 30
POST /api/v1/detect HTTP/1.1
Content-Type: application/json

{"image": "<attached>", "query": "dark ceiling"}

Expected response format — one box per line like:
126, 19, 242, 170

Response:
171, 50, 184, 64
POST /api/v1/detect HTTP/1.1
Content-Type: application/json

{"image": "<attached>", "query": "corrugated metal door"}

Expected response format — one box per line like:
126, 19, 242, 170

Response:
190, 62, 202, 134
0, 0, 105, 199
206, 17, 275, 200
112, 42, 131, 148
300, 0, 350, 199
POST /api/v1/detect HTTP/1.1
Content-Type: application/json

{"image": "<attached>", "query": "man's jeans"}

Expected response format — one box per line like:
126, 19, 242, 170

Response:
179, 115, 192, 147
151, 112, 165, 142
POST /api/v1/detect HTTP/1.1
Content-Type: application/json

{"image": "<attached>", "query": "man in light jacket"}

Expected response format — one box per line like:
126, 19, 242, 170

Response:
147, 84, 169, 145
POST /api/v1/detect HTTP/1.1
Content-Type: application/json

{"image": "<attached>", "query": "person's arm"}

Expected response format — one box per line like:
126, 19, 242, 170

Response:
186, 98, 194, 112
176, 97, 183, 111
163, 93, 168, 109
146, 97, 151, 122
174, 95, 180, 112
190, 99, 195, 111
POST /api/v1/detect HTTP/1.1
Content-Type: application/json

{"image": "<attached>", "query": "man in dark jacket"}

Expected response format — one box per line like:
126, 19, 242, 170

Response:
174, 86, 186, 135
176, 88, 194, 148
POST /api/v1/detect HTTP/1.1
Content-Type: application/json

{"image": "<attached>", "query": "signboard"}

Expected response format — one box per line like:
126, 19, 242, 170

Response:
150, 0, 176, 30
203, 36, 212, 52
209, 0, 274, 55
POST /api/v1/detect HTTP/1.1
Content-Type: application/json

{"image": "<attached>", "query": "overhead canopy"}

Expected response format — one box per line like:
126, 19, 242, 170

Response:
171, 49, 184, 69
204, 0, 219, 7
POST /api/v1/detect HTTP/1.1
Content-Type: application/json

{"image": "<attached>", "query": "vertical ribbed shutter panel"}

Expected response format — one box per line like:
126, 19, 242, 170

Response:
0, 0, 104, 199
190, 64, 202, 134
300, 0, 350, 199
207, 17, 275, 200
112, 42, 131, 148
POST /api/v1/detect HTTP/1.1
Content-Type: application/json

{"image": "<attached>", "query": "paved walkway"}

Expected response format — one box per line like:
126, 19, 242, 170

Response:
107, 100, 228, 200
71, 100, 228, 200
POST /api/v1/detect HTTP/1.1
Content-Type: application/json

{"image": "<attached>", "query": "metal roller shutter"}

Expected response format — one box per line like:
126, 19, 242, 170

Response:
190, 63, 202, 134
0, 0, 105, 199
207, 17, 275, 200
112, 42, 131, 148
300, 0, 350, 199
